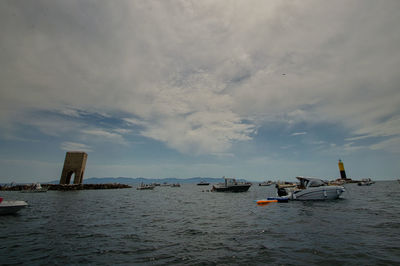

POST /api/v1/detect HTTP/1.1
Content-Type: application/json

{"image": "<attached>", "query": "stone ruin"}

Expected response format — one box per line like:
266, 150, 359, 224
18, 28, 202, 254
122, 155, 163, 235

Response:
59, 151, 88, 185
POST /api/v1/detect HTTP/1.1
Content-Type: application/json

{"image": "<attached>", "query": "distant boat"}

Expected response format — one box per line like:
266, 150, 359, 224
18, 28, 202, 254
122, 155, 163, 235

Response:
358, 178, 375, 186
136, 183, 155, 190
170, 183, 181, 187
0, 197, 28, 215
211, 177, 251, 192
20, 183, 48, 193
259, 180, 274, 186
197, 181, 210, 186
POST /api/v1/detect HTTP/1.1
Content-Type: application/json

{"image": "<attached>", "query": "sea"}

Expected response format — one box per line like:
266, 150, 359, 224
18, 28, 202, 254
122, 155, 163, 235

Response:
1, 181, 400, 265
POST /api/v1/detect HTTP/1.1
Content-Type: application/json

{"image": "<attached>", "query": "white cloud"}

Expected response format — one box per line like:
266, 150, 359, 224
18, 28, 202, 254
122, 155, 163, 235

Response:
81, 129, 128, 146
60, 142, 92, 152
59, 108, 81, 118
113, 128, 132, 134
291, 132, 307, 136
141, 112, 254, 155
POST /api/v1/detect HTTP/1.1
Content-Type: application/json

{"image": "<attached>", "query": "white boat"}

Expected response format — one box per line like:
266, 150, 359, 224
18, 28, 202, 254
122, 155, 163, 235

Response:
136, 183, 155, 190
20, 183, 48, 193
279, 177, 345, 200
357, 178, 375, 186
0, 198, 28, 215
259, 180, 274, 186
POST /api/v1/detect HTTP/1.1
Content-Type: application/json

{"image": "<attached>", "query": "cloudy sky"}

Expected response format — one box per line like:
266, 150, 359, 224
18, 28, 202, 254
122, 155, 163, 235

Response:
1, 0, 400, 183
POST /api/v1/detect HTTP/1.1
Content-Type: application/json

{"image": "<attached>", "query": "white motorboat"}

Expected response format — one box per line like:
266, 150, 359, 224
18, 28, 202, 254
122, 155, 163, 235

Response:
0, 197, 28, 215
259, 180, 274, 186
357, 178, 375, 186
20, 183, 48, 193
136, 183, 155, 190
278, 177, 345, 200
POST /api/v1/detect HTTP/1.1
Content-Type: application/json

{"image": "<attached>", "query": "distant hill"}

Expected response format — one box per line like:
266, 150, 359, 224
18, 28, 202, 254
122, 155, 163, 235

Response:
45, 176, 250, 184
42, 177, 248, 185
83, 177, 227, 184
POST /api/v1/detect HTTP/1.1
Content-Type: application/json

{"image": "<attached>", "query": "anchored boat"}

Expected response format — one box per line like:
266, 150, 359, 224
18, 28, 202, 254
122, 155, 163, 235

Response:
278, 177, 345, 200
211, 177, 251, 192
259, 180, 274, 186
20, 183, 48, 193
357, 178, 375, 186
136, 183, 155, 190
0, 197, 28, 215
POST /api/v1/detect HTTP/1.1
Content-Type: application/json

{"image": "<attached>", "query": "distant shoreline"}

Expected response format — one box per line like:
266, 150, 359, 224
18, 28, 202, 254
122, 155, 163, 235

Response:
0, 183, 131, 191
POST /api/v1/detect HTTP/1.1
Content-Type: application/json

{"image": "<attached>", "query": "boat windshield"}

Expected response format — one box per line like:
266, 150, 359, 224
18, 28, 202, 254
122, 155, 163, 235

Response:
308, 179, 326, 187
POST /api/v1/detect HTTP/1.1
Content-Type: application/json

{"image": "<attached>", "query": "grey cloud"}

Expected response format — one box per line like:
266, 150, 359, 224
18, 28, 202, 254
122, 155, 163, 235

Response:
1, 0, 400, 154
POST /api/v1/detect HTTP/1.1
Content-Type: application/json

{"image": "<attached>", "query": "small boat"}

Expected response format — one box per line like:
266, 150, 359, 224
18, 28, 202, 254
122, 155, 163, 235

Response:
259, 180, 274, 186
257, 199, 278, 205
211, 177, 251, 192
20, 183, 48, 193
136, 183, 155, 190
278, 177, 345, 200
357, 178, 375, 186
0, 197, 28, 215
171, 183, 181, 187
197, 181, 210, 186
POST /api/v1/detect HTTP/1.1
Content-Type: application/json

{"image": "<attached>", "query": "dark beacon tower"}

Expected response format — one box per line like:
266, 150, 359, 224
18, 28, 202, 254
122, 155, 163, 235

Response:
338, 159, 347, 179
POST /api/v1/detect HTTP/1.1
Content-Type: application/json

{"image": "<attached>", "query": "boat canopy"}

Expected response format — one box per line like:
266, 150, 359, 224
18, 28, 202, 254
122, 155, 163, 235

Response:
296, 176, 328, 188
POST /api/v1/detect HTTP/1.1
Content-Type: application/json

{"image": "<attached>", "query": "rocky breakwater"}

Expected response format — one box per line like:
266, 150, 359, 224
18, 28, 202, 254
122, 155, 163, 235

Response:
0, 183, 132, 191
47, 183, 132, 191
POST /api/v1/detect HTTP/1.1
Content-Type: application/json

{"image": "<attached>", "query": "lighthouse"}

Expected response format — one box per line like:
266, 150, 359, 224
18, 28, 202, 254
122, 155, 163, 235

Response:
338, 159, 347, 179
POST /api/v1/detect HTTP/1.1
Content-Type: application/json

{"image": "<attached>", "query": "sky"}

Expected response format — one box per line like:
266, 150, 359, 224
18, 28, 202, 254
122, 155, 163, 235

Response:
1, 0, 400, 183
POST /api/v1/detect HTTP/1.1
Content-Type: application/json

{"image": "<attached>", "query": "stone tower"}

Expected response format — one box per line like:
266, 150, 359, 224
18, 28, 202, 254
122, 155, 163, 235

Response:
60, 151, 88, 184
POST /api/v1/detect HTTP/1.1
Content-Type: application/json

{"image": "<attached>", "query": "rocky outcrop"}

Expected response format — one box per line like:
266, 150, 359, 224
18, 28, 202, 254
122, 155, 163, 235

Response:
0, 183, 132, 191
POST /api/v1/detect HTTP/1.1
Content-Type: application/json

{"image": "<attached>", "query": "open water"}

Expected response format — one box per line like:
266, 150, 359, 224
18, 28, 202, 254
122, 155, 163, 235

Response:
1, 181, 400, 265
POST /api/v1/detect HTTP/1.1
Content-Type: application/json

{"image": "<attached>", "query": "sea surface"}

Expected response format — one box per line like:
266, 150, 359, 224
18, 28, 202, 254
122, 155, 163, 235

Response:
1, 181, 400, 265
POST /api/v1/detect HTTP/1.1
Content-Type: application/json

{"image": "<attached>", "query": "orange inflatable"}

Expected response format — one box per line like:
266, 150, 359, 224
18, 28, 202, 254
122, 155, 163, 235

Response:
256, 199, 278, 205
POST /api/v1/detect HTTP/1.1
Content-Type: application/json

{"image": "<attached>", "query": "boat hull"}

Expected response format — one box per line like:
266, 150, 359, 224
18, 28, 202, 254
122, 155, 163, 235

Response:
291, 186, 345, 200
211, 184, 251, 192
136, 186, 155, 190
0, 201, 28, 215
